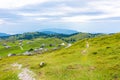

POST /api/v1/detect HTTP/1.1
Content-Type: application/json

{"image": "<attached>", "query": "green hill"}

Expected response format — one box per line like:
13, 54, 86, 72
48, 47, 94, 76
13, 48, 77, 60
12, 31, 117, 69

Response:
63, 32, 106, 43
0, 33, 120, 80
0, 37, 66, 57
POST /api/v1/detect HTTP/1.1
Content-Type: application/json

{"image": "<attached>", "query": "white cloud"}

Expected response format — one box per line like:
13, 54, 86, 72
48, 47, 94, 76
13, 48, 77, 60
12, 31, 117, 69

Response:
0, 0, 56, 9
1, 0, 120, 23
58, 0, 120, 23
34, 17, 49, 21
0, 19, 6, 24
18, 12, 66, 17
53, 4, 90, 13
18, 0, 120, 23
18, 13, 40, 17
60, 13, 120, 23
89, 0, 120, 14
17, 3, 91, 17
0, 18, 17, 25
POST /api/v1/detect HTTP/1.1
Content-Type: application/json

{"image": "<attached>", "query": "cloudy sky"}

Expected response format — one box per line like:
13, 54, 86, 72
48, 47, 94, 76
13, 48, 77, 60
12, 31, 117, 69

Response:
0, 0, 120, 34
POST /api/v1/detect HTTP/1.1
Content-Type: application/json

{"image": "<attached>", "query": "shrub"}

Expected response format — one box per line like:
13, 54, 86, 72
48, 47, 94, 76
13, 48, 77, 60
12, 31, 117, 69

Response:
92, 52, 98, 55
28, 48, 34, 52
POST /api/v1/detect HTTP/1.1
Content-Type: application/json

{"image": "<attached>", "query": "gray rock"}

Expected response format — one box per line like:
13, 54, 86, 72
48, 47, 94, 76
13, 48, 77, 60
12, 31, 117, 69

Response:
65, 43, 72, 48
60, 43, 65, 46
8, 53, 16, 57
39, 48, 44, 51
23, 51, 32, 56
34, 49, 39, 52
52, 47, 58, 50
40, 62, 45, 67
5, 46, 11, 49
41, 44, 45, 48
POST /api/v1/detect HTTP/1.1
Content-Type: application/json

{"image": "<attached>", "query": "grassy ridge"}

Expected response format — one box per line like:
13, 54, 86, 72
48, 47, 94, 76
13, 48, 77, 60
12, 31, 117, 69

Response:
63, 32, 106, 43
0, 33, 120, 80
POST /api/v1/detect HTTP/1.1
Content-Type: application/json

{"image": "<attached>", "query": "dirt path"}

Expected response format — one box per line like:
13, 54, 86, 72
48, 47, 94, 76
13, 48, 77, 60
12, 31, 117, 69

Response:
18, 68, 36, 80
81, 41, 89, 55
81, 41, 90, 63
12, 63, 36, 80
86, 42, 89, 48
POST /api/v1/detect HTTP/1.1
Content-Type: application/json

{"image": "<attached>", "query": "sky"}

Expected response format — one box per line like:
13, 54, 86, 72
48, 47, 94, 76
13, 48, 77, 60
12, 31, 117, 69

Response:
0, 0, 120, 34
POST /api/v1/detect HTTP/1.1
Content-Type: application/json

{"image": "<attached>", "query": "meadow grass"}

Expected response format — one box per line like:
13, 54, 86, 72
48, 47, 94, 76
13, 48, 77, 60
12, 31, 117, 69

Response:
0, 33, 120, 80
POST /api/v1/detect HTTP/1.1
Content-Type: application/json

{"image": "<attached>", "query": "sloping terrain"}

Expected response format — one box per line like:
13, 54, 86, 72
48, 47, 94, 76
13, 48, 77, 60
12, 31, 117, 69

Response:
63, 32, 106, 43
0, 38, 66, 57
0, 33, 120, 80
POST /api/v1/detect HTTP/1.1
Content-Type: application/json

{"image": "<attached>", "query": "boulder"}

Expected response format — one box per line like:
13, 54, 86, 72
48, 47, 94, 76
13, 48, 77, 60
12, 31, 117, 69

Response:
23, 51, 32, 56
34, 49, 39, 52
41, 44, 45, 48
8, 53, 16, 57
39, 48, 44, 51
60, 43, 65, 46
52, 47, 58, 50
65, 43, 72, 48
5, 46, 11, 49
39, 62, 45, 67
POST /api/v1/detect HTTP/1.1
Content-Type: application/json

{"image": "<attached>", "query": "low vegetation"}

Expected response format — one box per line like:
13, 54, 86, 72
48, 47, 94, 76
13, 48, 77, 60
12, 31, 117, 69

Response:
0, 33, 120, 80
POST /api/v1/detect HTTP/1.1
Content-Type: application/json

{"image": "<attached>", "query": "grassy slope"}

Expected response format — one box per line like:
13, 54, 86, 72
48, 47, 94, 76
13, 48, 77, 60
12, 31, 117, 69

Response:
0, 33, 120, 80
0, 38, 65, 57
64, 32, 106, 42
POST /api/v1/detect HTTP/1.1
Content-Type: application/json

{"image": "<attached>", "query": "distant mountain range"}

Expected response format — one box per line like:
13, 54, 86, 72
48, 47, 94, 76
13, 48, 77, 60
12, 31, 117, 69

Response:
40, 28, 78, 35
40, 31, 57, 34
0, 33, 10, 37
0, 29, 107, 42
0, 28, 77, 38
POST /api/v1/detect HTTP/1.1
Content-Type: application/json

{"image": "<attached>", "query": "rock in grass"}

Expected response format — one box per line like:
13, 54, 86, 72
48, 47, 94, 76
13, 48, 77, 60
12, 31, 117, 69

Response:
8, 53, 16, 57
5, 46, 11, 49
23, 51, 32, 56
40, 62, 45, 67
